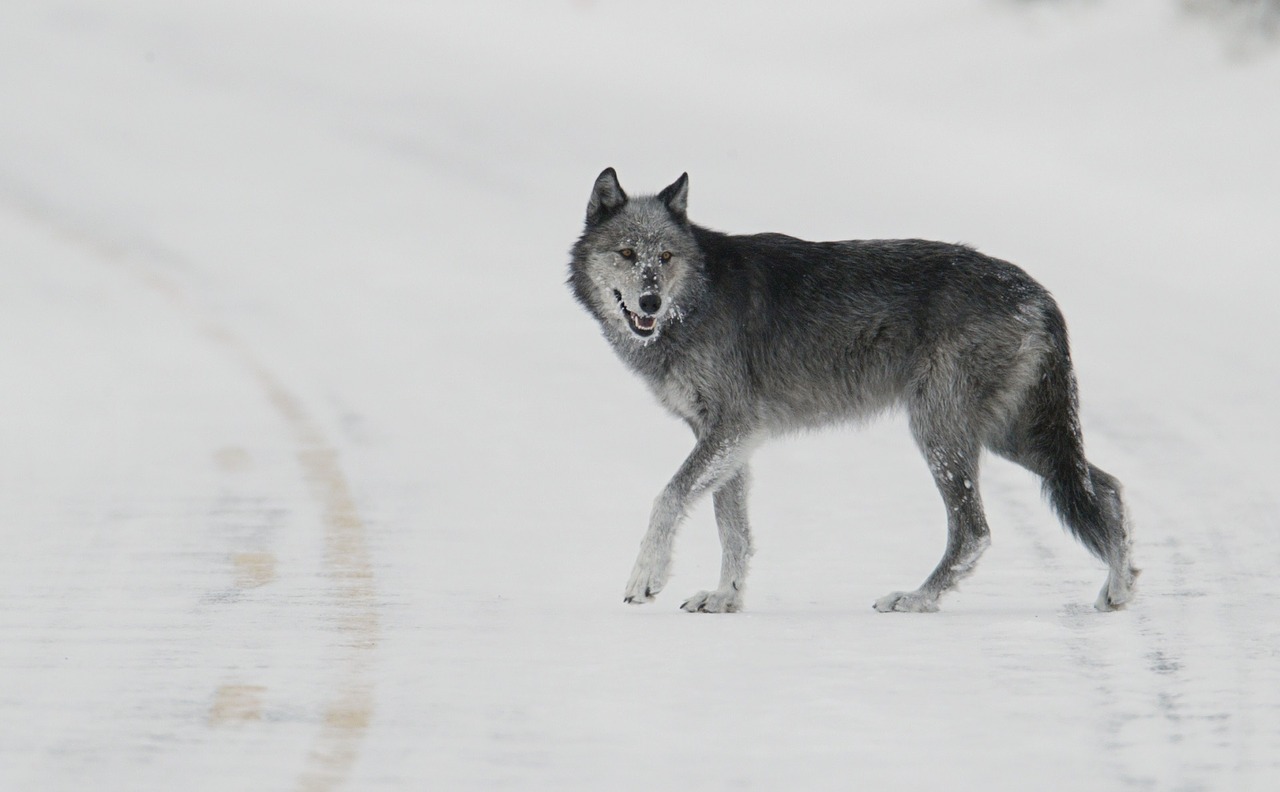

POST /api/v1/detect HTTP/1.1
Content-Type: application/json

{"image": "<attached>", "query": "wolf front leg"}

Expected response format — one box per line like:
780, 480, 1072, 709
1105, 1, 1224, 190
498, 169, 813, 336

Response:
623, 427, 749, 605
680, 466, 753, 613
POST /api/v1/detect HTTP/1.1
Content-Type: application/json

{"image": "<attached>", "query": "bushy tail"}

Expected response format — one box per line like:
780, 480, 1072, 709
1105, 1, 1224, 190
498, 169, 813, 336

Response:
1021, 306, 1136, 605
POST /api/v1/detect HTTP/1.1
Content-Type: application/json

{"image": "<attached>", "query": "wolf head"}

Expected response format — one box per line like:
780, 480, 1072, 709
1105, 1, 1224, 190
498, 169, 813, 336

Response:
569, 168, 705, 345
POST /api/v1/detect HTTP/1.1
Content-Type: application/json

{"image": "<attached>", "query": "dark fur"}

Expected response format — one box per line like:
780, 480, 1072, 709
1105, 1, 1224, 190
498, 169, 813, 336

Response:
569, 168, 1136, 613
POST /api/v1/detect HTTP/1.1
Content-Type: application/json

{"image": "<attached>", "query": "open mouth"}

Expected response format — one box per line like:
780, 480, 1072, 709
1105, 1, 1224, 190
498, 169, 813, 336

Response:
613, 290, 657, 338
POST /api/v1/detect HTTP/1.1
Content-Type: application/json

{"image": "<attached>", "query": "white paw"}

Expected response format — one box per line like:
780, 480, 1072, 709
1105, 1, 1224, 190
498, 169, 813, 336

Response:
623, 554, 670, 604
1095, 570, 1137, 611
873, 590, 939, 613
680, 587, 743, 613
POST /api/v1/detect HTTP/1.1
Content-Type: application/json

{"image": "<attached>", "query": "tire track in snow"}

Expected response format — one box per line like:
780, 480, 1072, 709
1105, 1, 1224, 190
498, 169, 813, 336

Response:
982, 467, 1157, 787
4, 191, 379, 792
988, 406, 1264, 789
1090, 408, 1277, 788
244, 356, 379, 792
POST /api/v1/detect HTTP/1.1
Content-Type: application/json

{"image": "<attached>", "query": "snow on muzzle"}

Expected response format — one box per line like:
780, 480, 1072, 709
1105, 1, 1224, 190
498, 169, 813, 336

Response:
613, 290, 659, 337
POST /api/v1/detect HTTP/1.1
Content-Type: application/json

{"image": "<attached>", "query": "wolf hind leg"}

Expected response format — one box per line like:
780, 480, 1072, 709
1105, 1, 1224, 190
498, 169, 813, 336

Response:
1050, 461, 1138, 611
681, 467, 753, 613
875, 442, 991, 613
1085, 464, 1138, 610
994, 439, 1138, 610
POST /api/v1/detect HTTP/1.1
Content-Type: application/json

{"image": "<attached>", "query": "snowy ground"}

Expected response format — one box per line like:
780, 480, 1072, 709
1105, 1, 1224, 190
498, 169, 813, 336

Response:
2, 1, 1279, 790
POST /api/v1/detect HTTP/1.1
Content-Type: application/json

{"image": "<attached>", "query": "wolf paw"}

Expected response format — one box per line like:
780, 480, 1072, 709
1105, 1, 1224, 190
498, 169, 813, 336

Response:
873, 590, 940, 613
680, 588, 742, 613
623, 557, 669, 604
1095, 567, 1138, 612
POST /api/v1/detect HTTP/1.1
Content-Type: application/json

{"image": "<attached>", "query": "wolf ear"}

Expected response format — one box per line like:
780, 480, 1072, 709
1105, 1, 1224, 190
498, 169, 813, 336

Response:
658, 172, 689, 220
587, 167, 628, 224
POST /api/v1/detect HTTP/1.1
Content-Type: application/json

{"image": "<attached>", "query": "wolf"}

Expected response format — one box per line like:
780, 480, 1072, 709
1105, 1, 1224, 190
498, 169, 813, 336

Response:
568, 168, 1137, 613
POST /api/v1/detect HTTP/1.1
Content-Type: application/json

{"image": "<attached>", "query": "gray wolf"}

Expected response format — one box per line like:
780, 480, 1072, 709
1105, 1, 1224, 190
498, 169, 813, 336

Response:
568, 168, 1137, 613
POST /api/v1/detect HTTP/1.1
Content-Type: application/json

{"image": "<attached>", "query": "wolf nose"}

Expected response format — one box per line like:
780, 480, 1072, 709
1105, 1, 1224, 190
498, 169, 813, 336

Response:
637, 293, 662, 315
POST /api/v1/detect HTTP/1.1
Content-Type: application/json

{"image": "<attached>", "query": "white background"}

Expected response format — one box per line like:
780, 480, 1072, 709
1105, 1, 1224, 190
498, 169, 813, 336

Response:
2, 1, 1278, 790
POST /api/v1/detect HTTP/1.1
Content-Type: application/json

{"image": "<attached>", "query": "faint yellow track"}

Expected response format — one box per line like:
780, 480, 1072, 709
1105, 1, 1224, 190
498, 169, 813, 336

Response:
7, 194, 379, 792
247, 359, 379, 792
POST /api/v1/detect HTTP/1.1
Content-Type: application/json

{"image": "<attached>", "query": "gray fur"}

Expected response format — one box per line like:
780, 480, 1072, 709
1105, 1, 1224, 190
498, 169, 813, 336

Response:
568, 169, 1138, 613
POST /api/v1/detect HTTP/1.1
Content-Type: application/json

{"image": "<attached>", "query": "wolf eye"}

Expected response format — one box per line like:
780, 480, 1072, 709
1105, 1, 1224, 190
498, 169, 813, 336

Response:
660, 251, 672, 262
619, 248, 634, 259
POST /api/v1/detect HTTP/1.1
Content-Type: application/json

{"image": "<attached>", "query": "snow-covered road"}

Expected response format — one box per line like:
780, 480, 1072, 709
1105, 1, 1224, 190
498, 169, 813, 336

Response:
2, 2, 1278, 790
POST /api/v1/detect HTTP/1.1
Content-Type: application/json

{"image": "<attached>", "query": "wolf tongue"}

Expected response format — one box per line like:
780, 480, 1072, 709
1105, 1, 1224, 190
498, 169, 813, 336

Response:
634, 314, 656, 330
